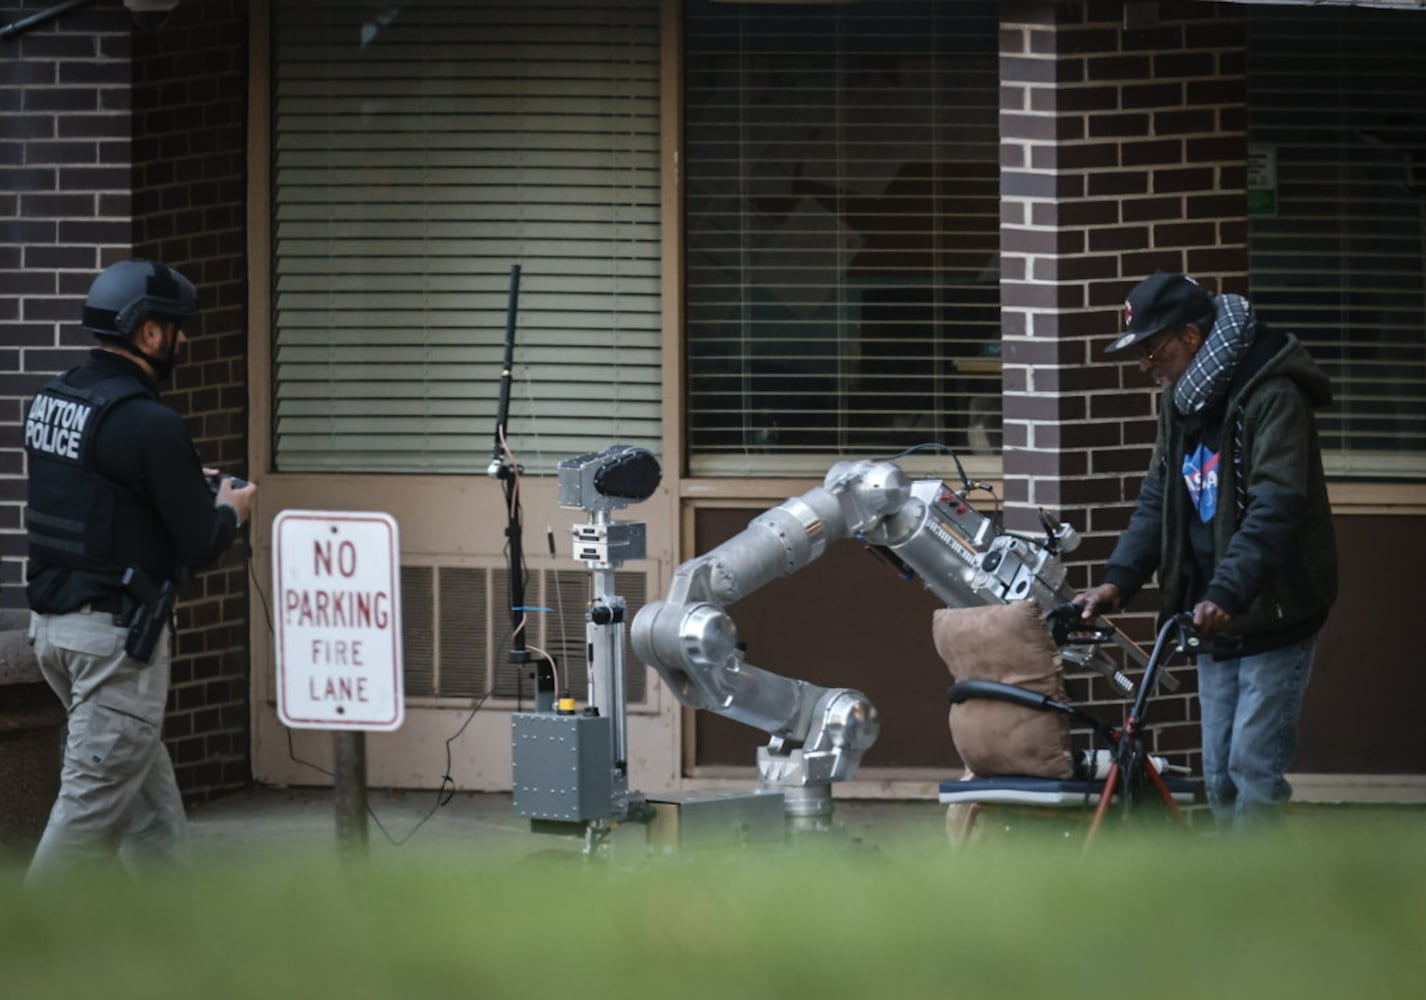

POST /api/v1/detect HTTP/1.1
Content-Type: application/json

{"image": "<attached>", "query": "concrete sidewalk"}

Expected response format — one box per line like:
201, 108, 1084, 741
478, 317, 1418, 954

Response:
185, 785, 951, 863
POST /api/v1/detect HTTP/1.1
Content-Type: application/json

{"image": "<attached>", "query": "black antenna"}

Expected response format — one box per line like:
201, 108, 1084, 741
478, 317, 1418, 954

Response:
490, 264, 521, 470
488, 264, 554, 712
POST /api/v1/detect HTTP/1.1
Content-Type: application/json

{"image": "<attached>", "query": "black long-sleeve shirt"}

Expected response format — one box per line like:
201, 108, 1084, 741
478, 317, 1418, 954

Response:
26, 349, 239, 611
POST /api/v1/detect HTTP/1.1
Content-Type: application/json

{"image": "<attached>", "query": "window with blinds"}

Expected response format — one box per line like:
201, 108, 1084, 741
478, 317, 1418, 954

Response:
271, 0, 662, 475
1247, 6, 1426, 479
683, 0, 1001, 476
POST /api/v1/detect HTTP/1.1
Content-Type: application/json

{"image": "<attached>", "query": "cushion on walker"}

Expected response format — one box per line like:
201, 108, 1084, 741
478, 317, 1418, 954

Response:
937, 774, 1199, 806
931, 600, 1074, 780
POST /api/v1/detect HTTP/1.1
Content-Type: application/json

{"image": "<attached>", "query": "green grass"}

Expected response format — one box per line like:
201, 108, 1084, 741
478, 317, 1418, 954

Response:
2, 812, 1423, 1000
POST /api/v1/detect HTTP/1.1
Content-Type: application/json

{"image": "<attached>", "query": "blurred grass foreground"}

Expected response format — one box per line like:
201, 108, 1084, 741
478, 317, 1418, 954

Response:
2, 810, 1423, 1000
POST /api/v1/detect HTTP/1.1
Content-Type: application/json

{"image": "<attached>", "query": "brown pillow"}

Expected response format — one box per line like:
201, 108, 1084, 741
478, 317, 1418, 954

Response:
931, 600, 1074, 780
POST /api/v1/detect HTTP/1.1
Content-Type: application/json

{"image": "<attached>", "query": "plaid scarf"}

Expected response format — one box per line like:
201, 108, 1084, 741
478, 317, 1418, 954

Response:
1174, 293, 1254, 416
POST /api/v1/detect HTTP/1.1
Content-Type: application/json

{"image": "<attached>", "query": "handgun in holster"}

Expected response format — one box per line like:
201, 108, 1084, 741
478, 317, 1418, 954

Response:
121, 567, 177, 664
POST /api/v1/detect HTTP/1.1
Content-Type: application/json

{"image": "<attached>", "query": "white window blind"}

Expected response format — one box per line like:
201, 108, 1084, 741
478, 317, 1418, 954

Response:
683, 0, 1001, 476
1247, 5, 1426, 479
271, 0, 662, 474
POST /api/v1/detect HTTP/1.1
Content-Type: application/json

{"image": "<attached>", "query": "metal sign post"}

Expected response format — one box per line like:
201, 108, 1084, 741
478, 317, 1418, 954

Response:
332, 731, 369, 857
273, 510, 404, 858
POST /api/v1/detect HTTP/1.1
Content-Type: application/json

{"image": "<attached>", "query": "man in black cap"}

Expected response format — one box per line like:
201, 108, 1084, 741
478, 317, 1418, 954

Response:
23, 259, 257, 879
1073, 272, 1337, 830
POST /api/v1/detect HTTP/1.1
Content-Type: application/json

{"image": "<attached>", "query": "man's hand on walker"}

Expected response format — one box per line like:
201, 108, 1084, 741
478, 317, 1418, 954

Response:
1192, 600, 1232, 636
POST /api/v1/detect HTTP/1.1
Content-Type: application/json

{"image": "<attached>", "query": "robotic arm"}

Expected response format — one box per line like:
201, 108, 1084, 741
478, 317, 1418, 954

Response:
631, 459, 1142, 820
631, 462, 903, 816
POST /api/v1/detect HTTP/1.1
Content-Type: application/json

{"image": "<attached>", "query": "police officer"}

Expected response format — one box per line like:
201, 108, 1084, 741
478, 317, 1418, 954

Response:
24, 258, 257, 880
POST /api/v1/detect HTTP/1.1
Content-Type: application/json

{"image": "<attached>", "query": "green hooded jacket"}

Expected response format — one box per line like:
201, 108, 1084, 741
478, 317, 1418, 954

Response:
1103, 327, 1338, 644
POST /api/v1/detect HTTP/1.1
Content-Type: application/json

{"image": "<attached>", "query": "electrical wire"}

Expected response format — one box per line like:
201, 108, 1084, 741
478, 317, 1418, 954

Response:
869, 440, 977, 493
974, 479, 1003, 533
868, 440, 1002, 527
498, 424, 561, 697
496, 422, 530, 707
546, 526, 571, 693
527, 643, 560, 699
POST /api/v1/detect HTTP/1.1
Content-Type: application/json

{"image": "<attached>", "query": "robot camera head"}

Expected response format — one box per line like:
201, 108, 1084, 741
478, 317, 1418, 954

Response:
558, 445, 661, 515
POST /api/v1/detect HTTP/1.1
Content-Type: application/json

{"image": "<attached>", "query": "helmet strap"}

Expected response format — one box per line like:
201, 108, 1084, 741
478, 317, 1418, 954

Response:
109, 324, 179, 382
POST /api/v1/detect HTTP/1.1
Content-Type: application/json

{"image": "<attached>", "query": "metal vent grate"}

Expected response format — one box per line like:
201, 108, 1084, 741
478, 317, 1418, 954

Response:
545, 570, 592, 700
400, 565, 435, 697
400, 565, 650, 706
489, 567, 649, 704
437, 567, 489, 697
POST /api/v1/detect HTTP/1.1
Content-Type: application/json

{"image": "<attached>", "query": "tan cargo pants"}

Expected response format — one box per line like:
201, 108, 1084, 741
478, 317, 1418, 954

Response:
25, 607, 187, 881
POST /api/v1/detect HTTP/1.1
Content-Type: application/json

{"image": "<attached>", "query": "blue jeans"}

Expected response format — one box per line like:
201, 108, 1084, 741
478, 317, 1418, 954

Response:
1196, 635, 1316, 830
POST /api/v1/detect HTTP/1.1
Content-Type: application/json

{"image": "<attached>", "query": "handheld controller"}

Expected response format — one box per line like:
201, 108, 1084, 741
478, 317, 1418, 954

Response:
206, 472, 250, 494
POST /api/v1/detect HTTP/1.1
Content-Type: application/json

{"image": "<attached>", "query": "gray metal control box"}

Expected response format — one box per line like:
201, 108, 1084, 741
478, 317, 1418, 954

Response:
511, 712, 614, 822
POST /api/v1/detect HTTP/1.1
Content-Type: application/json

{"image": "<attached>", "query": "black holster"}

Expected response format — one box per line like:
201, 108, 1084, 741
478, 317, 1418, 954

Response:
121, 567, 177, 664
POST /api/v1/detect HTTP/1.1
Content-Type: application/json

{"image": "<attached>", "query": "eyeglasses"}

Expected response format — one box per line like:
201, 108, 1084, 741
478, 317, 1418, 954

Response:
1135, 330, 1176, 364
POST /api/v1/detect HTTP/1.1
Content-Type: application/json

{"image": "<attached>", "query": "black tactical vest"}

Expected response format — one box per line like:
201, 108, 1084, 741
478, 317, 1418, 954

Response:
24, 371, 154, 576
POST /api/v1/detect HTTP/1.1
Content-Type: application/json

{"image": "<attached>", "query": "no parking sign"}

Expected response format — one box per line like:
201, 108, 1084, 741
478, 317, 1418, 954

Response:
273, 510, 404, 732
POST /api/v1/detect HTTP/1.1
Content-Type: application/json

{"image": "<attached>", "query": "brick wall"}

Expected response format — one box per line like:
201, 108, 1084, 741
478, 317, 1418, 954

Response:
1, 0, 134, 598
998, 0, 1249, 767
131, 0, 250, 800
0, 0, 251, 801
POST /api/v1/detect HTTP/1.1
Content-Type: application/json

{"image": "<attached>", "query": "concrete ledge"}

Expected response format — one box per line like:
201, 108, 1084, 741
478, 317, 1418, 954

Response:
1289, 773, 1426, 805
0, 608, 40, 685
0, 607, 64, 853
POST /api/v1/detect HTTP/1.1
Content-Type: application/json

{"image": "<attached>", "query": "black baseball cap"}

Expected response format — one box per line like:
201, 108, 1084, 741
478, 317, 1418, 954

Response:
1106, 272, 1215, 354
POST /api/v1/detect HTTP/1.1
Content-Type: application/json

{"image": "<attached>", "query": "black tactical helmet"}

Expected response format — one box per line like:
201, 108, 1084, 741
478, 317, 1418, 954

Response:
81, 259, 198, 339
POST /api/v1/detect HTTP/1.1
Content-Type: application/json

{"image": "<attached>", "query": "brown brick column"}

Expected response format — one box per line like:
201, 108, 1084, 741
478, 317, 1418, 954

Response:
132, 0, 251, 800
999, 0, 1249, 761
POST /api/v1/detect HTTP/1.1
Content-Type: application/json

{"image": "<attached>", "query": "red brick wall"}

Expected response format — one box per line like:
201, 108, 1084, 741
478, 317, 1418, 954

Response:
998, 0, 1249, 766
0, 0, 250, 801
